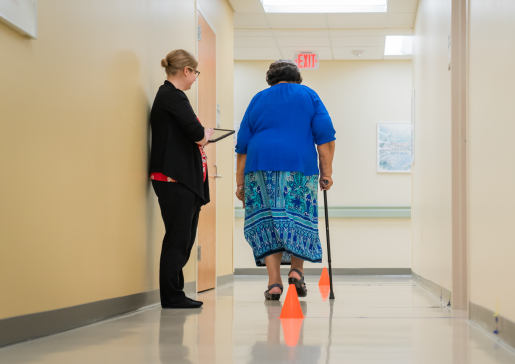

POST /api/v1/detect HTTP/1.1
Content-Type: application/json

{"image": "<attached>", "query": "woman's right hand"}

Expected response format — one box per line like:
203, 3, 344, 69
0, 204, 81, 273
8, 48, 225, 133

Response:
204, 128, 215, 144
197, 128, 215, 146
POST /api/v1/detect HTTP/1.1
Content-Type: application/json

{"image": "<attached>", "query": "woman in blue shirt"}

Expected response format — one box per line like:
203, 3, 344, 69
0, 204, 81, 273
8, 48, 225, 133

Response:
235, 60, 336, 300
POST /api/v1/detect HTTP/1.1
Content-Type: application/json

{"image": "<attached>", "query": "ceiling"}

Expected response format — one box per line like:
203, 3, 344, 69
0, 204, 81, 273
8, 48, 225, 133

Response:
228, 0, 419, 61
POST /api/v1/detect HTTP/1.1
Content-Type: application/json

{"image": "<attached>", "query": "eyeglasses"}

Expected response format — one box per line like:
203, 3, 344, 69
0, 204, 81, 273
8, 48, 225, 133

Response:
188, 67, 201, 78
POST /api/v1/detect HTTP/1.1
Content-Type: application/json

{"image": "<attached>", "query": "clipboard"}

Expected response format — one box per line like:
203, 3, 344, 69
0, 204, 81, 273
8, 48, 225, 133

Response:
209, 128, 235, 143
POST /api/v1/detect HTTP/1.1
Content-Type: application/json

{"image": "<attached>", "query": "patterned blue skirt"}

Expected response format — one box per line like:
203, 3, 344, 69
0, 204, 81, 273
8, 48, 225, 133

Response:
244, 171, 322, 266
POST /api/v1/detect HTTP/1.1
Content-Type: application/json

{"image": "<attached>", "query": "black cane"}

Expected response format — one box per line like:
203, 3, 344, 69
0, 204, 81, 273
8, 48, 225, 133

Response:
323, 180, 335, 299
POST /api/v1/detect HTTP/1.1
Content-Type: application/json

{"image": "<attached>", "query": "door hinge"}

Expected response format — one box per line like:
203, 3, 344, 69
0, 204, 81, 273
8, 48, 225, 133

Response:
197, 25, 201, 41
197, 245, 202, 261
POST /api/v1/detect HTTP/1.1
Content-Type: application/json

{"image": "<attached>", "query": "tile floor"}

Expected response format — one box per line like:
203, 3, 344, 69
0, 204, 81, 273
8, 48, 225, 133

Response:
1, 276, 515, 363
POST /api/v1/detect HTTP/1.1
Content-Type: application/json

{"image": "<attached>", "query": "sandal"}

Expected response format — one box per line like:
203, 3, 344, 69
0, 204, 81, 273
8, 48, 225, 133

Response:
288, 269, 308, 297
264, 284, 283, 300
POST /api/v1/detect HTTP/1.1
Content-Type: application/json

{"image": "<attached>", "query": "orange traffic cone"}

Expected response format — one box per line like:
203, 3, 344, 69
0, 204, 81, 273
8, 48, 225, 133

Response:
319, 267, 330, 286
280, 318, 304, 347
279, 284, 304, 319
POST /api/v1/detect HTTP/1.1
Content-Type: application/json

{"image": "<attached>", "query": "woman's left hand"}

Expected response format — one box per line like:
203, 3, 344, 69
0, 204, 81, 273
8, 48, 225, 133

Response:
235, 188, 245, 202
320, 176, 333, 191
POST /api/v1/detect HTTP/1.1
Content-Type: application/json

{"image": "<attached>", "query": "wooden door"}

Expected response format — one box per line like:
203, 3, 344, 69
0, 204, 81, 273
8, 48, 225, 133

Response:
196, 11, 216, 292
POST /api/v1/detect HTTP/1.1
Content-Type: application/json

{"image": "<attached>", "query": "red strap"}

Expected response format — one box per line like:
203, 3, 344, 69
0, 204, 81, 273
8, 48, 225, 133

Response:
150, 173, 177, 182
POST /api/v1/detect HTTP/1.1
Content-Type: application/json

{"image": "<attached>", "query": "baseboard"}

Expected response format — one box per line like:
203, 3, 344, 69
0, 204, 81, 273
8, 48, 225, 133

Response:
0, 288, 165, 348
470, 302, 515, 350
234, 268, 412, 275
217, 273, 234, 287
412, 271, 451, 305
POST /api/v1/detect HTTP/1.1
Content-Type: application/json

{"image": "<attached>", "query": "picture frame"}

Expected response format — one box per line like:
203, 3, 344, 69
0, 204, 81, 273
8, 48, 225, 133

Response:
377, 123, 412, 173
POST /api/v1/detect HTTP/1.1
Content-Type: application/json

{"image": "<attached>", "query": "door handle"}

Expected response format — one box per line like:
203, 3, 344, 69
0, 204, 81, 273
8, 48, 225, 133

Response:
214, 164, 222, 178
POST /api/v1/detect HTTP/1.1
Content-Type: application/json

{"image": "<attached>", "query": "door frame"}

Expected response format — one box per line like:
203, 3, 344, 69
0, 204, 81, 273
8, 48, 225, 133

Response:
450, 0, 469, 310
195, 2, 218, 292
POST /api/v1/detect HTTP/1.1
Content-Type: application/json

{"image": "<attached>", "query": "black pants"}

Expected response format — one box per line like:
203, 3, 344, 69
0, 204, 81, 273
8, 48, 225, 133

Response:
152, 180, 201, 306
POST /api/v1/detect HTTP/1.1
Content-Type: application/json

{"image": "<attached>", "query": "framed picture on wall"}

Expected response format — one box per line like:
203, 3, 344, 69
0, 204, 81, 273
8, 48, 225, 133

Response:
377, 123, 412, 173
0, 0, 37, 39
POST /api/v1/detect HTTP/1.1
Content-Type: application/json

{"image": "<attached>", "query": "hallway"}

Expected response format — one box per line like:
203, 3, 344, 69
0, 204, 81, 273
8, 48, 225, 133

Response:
1, 276, 514, 364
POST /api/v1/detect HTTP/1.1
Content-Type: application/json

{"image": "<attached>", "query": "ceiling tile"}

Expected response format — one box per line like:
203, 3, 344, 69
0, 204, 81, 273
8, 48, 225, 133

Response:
235, 29, 274, 37
272, 29, 330, 37
276, 36, 331, 47
280, 47, 333, 60
235, 36, 277, 47
387, 0, 418, 13
387, 13, 415, 27
228, 0, 264, 13
266, 14, 327, 28
234, 13, 269, 28
327, 13, 387, 28
234, 47, 281, 60
329, 29, 386, 37
331, 36, 385, 47
332, 46, 384, 60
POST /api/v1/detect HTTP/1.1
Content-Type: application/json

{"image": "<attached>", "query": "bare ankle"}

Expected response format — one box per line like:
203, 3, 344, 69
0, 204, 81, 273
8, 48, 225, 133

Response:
269, 286, 282, 294
289, 270, 302, 280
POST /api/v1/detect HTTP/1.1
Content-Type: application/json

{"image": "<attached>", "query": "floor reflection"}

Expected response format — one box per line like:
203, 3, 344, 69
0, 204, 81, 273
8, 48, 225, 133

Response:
159, 309, 201, 364
248, 300, 321, 364
324, 299, 334, 364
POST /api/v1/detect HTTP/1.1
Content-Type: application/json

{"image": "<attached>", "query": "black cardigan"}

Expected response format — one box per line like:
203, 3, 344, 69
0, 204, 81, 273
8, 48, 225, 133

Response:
149, 81, 210, 205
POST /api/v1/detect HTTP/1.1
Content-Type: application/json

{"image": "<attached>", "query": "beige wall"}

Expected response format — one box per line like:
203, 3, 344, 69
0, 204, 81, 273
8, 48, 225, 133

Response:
411, 0, 453, 292
0, 0, 233, 320
233, 60, 412, 269
468, 1, 515, 322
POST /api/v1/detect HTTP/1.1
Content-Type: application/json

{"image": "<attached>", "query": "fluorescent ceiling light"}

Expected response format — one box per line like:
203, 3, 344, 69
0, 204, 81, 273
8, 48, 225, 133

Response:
261, 0, 387, 13
384, 36, 413, 56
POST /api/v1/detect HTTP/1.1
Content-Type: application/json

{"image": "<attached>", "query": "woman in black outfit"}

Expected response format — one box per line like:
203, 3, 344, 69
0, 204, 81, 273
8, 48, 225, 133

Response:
149, 49, 214, 309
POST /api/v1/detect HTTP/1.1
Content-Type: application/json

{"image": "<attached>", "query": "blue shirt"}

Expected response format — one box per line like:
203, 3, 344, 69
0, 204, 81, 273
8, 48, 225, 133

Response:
235, 83, 336, 176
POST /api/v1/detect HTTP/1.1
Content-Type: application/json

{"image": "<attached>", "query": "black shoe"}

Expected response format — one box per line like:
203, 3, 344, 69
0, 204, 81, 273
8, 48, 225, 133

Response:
186, 297, 203, 305
264, 284, 283, 300
162, 298, 203, 309
288, 268, 308, 297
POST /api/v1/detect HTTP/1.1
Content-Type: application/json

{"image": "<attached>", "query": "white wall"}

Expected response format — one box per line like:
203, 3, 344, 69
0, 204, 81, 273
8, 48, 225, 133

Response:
411, 0, 453, 291
234, 60, 413, 269
235, 217, 412, 269
468, 0, 515, 322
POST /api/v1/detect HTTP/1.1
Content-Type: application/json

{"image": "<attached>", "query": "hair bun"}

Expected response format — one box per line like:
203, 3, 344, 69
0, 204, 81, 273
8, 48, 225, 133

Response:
161, 59, 168, 68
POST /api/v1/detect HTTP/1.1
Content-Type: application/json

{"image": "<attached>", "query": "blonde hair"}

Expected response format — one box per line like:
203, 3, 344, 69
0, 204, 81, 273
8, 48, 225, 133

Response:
161, 49, 198, 76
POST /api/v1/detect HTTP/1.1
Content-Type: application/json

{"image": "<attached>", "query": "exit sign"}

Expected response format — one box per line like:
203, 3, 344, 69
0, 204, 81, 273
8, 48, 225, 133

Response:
294, 53, 319, 69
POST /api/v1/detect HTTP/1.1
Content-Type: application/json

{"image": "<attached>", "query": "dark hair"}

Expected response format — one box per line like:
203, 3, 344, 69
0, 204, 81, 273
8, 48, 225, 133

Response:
266, 59, 303, 86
